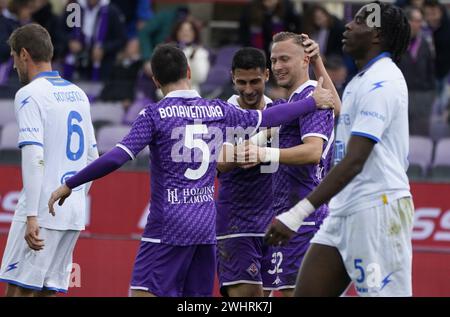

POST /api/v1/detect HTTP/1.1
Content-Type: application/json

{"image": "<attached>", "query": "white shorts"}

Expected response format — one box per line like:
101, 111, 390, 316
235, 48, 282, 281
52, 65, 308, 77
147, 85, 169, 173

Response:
0, 221, 80, 293
311, 197, 414, 297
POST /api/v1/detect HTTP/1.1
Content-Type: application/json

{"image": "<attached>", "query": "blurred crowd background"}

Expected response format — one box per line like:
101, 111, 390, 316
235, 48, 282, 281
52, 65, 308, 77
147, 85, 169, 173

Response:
0, 0, 449, 180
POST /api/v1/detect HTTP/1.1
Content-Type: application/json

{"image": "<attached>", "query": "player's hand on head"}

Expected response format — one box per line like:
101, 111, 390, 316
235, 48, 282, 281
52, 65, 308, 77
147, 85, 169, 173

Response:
25, 216, 44, 251
48, 184, 72, 217
264, 219, 296, 246
301, 34, 320, 62
312, 77, 334, 110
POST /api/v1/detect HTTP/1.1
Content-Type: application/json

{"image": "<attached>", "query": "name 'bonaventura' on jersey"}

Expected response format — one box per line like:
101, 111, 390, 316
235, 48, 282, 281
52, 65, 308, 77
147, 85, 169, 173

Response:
119, 90, 262, 246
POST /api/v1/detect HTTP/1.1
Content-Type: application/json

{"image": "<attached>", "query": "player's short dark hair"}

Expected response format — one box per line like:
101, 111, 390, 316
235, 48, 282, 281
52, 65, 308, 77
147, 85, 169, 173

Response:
372, 1, 411, 63
231, 47, 267, 72
8, 24, 54, 62
272, 32, 304, 46
151, 44, 188, 86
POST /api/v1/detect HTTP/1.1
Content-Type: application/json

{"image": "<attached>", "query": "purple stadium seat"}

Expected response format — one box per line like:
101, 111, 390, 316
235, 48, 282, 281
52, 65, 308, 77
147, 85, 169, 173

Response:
123, 97, 152, 125
0, 122, 19, 150
90, 102, 125, 126
75, 81, 103, 102
213, 45, 241, 69
199, 65, 231, 98
0, 122, 19, 163
96, 125, 131, 154
432, 138, 450, 167
0, 100, 16, 127
430, 138, 450, 180
408, 136, 434, 176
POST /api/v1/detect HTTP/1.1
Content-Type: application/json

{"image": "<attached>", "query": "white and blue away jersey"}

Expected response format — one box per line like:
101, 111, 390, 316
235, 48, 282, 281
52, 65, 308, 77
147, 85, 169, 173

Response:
329, 53, 411, 216
14, 71, 97, 230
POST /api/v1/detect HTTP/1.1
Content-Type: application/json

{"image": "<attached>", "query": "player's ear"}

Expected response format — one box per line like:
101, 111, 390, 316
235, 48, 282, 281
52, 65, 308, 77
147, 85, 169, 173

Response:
186, 65, 191, 80
231, 71, 236, 84
372, 28, 381, 45
20, 48, 29, 61
264, 68, 270, 82
303, 55, 310, 66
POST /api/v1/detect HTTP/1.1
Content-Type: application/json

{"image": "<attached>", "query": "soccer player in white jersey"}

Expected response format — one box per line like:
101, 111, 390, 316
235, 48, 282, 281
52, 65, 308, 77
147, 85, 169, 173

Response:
266, 1, 414, 297
0, 24, 98, 296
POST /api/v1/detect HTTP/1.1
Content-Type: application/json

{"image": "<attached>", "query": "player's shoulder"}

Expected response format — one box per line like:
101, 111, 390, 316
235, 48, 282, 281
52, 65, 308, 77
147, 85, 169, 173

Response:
14, 83, 38, 107
136, 101, 159, 120
212, 97, 242, 112
271, 98, 287, 107
362, 59, 404, 93
289, 80, 317, 101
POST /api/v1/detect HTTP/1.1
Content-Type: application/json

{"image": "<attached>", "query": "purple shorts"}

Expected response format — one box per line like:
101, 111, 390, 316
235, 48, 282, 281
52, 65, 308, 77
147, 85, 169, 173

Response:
261, 226, 318, 290
130, 241, 216, 297
216, 236, 271, 296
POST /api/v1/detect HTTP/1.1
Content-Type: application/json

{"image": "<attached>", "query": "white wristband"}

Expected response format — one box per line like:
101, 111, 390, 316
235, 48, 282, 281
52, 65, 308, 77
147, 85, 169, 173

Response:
261, 147, 280, 163
276, 199, 315, 232
249, 130, 269, 146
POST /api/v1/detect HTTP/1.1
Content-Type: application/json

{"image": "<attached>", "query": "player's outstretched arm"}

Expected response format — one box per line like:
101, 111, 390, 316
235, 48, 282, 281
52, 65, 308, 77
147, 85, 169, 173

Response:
48, 147, 131, 216
264, 135, 375, 245
238, 137, 324, 167
302, 34, 342, 116
259, 77, 334, 128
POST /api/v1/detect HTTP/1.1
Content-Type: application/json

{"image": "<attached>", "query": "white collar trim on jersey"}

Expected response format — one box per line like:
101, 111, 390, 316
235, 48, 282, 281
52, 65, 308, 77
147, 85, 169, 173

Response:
164, 90, 201, 99
227, 94, 272, 110
288, 80, 317, 102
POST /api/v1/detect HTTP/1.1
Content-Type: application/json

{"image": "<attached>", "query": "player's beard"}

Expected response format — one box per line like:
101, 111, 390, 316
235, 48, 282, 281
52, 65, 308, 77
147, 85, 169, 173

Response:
276, 77, 294, 91
242, 94, 261, 109
18, 68, 29, 85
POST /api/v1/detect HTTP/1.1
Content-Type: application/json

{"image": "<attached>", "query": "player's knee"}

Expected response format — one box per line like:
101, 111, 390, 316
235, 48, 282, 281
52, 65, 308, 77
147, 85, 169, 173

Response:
6, 284, 34, 297
227, 284, 263, 297
130, 289, 157, 297
279, 288, 294, 297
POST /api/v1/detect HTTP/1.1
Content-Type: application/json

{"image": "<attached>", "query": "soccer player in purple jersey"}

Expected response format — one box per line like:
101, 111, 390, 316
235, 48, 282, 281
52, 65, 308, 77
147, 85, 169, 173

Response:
266, 2, 413, 297
216, 46, 338, 298
240, 32, 341, 297
216, 47, 278, 298
47, 44, 334, 297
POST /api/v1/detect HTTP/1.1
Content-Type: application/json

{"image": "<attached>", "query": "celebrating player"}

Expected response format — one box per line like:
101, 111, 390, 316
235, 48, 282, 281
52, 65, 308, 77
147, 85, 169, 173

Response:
48, 44, 335, 297
251, 32, 338, 297
266, 1, 414, 297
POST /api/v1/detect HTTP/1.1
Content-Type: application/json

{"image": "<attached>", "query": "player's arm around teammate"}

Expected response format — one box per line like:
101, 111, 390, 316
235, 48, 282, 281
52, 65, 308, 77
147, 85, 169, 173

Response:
301, 34, 342, 116
238, 36, 340, 168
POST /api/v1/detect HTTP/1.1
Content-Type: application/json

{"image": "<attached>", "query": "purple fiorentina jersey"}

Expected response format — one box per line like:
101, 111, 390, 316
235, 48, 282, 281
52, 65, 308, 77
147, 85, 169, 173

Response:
272, 81, 334, 227
216, 97, 285, 236
119, 90, 261, 246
